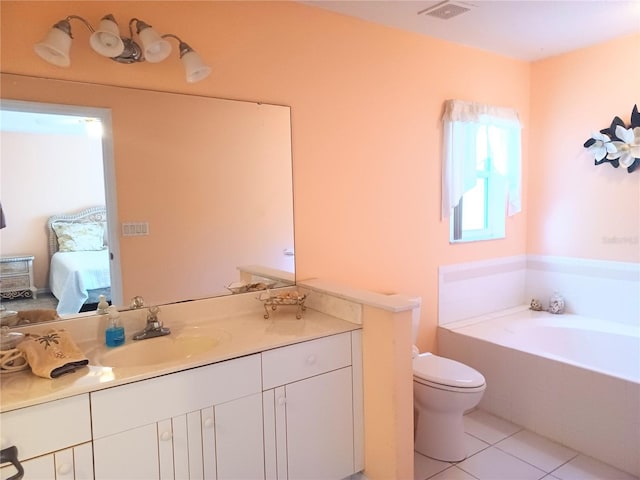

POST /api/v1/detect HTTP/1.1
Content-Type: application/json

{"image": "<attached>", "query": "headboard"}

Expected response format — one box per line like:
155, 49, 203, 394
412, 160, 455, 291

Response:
47, 206, 108, 259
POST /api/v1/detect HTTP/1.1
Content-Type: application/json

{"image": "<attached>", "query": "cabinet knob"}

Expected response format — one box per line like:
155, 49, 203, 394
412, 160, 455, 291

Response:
306, 354, 316, 365
57, 463, 72, 475
160, 431, 172, 441
203, 418, 214, 428
277, 396, 287, 406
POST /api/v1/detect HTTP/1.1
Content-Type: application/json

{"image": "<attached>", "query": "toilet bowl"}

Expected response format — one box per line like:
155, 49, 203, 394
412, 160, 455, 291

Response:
413, 352, 486, 462
408, 297, 486, 462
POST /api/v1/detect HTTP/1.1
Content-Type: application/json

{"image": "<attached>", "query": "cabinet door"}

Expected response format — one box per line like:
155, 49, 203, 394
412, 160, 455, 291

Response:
214, 393, 264, 480
159, 399, 264, 480
284, 367, 354, 480
72, 442, 95, 480
159, 412, 206, 480
201, 407, 217, 480
1, 443, 93, 480
157, 418, 176, 480
54, 448, 75, 480
93, 423, 160, 480
1, 454, 54, 480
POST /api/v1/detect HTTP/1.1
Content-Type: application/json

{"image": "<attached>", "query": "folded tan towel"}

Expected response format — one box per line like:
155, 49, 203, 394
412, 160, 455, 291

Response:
15, 309, 60, 325
17, 329, 88, 379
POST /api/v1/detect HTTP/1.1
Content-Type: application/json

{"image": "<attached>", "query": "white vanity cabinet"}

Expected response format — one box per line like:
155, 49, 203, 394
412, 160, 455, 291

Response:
0, 394, 93, 480
91, 354, 264, 480
1, 327, 364, 480
261, 331, 364, 480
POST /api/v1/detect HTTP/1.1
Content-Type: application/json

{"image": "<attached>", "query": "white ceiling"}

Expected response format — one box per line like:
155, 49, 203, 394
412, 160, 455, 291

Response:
303, 0, 640, 61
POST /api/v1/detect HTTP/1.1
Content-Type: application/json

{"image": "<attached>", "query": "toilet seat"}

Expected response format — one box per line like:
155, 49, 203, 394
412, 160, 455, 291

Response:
413, 353, 485, 392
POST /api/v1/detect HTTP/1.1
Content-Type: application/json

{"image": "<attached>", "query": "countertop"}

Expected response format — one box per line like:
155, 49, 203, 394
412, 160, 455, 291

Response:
0, 308, 361, 413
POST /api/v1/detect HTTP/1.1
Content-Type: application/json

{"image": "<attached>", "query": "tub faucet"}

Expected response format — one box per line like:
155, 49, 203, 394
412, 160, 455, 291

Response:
132, 306, 171, 341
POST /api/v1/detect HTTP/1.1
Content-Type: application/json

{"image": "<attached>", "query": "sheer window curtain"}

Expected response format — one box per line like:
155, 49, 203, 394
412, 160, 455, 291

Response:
441, 99, 522, 220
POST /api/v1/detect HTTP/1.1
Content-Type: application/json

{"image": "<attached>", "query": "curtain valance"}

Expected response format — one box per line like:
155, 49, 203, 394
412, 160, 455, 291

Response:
443, 99, 522, 129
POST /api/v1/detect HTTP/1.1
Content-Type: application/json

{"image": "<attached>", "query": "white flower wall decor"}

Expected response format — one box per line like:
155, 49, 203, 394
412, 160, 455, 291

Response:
584, 104, 640, 173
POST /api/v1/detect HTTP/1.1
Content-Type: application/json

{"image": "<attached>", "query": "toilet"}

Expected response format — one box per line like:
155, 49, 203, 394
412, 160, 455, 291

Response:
411, 299, 486, 462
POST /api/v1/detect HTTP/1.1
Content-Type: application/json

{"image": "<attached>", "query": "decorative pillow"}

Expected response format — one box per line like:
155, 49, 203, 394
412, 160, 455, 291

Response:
53, 222, 105, 252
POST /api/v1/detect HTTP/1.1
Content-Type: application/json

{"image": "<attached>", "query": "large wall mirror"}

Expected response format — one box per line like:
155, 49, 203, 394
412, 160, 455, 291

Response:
0, 73, 295, 321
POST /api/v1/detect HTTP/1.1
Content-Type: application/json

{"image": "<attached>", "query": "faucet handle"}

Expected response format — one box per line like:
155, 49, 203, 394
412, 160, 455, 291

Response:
130, 296, 145, 309
147, 306, 161, 326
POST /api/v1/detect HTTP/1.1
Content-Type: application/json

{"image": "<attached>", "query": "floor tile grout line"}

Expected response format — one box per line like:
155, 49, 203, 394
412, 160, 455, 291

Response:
419, 437, 626, 480
490, 427, 582, 476
544, 452, 588, 478
455, 462, 484, 480
423, 464, 482, 480
463, 423, 524, 447
492, 443, 560, 475
438, 412, 639, 480
456, 422, 575, 479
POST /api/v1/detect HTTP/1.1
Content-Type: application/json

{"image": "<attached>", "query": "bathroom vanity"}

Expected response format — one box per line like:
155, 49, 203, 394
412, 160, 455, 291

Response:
1, 281, 419, 479
0, 297, 363, 480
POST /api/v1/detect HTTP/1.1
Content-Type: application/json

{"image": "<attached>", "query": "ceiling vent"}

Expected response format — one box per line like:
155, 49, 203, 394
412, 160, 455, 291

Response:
418, 1, 474, 20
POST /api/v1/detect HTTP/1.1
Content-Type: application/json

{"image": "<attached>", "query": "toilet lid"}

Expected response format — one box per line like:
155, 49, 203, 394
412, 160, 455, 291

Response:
413, 353, 485, 389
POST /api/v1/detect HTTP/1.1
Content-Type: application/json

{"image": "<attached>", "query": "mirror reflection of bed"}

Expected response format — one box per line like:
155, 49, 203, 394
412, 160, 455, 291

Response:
48, 206, 111, 314
0, 106, 112, 318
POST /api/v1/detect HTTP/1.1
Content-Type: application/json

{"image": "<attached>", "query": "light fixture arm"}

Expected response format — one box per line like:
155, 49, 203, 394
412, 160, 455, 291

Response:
127, 18, 138, 38
161, 34, 192, 58
65, 15, 97, 34
46, 15, 96, 40
131, 18, 154, 35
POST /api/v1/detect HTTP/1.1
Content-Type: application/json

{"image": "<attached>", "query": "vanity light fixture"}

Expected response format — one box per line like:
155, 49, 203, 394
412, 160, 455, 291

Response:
34, 14, 212, 83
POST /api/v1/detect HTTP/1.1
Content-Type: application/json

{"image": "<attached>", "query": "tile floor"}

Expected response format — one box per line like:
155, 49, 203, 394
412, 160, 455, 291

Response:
414, 410, 639, 480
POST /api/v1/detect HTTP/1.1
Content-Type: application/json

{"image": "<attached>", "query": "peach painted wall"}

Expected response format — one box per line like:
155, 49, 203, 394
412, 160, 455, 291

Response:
0, 1, 530, 351
528, 33, 640, 263
0, 130, 104, 289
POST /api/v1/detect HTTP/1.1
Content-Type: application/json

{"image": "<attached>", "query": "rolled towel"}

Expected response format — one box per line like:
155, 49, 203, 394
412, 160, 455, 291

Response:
17, 329, 88, 379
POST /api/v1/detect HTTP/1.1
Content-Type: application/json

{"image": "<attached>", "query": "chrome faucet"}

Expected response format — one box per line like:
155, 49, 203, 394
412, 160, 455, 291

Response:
132, 306, 171, 341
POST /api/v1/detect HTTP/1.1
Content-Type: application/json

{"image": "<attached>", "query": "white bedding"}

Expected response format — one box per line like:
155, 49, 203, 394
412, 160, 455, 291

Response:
50, 250, 111, 314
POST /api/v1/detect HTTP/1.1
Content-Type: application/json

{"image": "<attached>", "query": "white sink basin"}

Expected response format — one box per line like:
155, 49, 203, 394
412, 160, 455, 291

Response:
91, 326, 230, 368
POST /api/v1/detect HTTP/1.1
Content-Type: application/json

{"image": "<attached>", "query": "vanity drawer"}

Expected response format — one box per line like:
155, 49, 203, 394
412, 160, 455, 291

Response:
91, 354, 262, 439
0, 394, 91, 461
262, 332, 352, 389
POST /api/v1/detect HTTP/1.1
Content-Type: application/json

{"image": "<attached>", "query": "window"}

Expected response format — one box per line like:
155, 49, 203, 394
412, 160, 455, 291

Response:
441, 100, 522, 242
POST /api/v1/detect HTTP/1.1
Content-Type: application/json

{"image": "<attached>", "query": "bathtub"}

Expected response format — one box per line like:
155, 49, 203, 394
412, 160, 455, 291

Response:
438, 306, 640, 477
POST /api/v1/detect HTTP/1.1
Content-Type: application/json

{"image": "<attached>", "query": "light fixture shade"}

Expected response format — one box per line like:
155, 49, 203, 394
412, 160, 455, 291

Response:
34, 25, 72, 67
89, 16, 124, 57
181, 50, 212, 83
137, 25, 172, 63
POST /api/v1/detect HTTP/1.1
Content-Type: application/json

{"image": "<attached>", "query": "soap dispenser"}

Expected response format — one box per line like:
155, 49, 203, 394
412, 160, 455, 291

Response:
105, 306, 125, 347
97, 294, 109, 314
